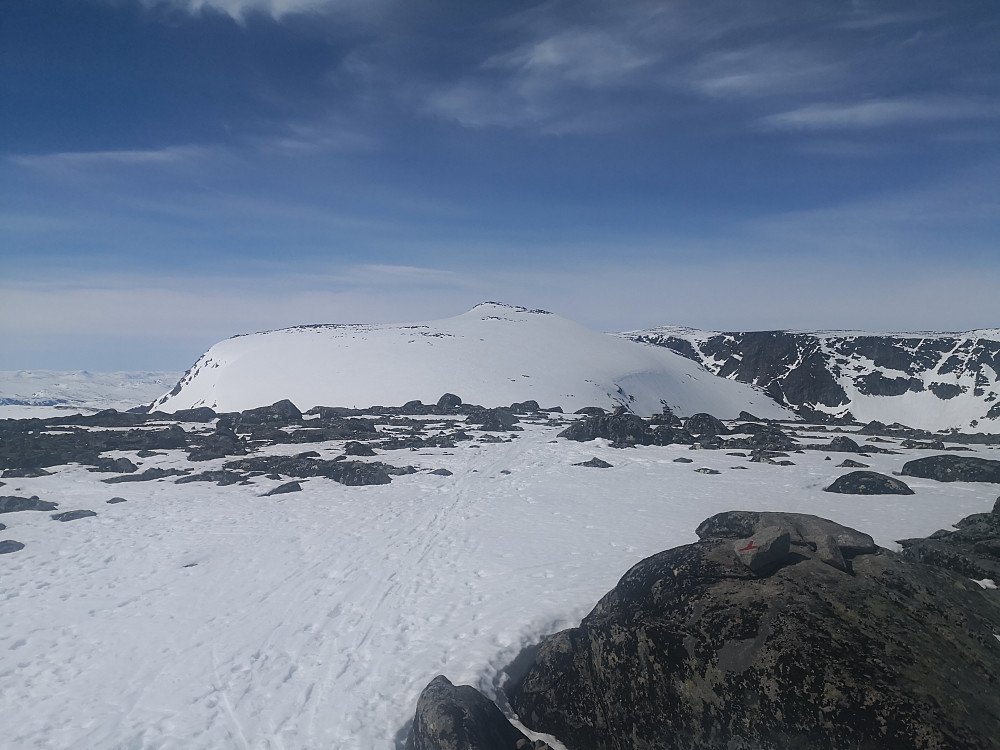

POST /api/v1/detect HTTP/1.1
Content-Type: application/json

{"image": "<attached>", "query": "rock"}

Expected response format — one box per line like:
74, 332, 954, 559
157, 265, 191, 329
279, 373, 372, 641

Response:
175, 470, 246, 486
436, 393, 463, 410
224, 456, 393, 486
510, 400, 541, 414
898, 504, 1000, 580
405, 675, 528, 750
187, 427, 247, 461
239, 399, 302, 425
0, 495, 58, 513
0, 540, 25, 554
827, 435, 862, 452
107, 497, 127, 504
683, 412, 728, 436
573, 458, 612, 468
87, 457, 139, 474
738, 410, 760, 422
429, 468, 454, 476
901, 454, 1000, 483
2, 467, 53, 478
51, 509, 97, 522
344, 441, 377, 457
733, 526, 791, 573
694, 467, 720, 475
508, 512, 1000, 750
170, 407, 217, 422
558, 413, 648, 448
696, 510, 877, 557
467, 408, 521, 432
825, 470, 914, 495
103, 467, 190, 483
836, 458, 869, 468
573, 407, 606, 416
673, 457, 693, 463
263, 481, 302, 496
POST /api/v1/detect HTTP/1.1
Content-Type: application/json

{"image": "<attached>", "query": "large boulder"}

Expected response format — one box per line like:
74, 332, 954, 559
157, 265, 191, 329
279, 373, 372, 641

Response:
508, 512, 1000, 750
898, 498, 1000, 581
406, 675, 528, 750
558, 414, 649, 448
901, 454, 1000, 483
824, 471, 914, 495
683, 413, 728, 437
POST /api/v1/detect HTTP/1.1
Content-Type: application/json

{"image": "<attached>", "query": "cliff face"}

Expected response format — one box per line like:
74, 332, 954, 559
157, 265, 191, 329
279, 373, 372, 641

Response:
622, 327, 1000, 432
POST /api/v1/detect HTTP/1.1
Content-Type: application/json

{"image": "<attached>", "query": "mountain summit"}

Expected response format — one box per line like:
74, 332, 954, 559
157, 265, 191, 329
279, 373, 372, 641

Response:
153, 304, 789, 418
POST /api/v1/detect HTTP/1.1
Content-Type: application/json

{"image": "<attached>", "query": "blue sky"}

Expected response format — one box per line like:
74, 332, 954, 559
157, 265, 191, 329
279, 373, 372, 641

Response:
2, 0, 998, 369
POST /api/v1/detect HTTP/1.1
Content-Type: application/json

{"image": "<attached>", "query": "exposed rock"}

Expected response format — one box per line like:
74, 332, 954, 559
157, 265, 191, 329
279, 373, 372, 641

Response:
824, 471, 914, 495
175, 470, 246, 486
2, 467, 53, 477
467, 408, 521, 432
508, 512, 1000, 750
694, 467, 720, 475
223, 456, 393, 486
510, 400, 541, 414
573, 458, 613, 468
901, 454, 1000, 483
836, 459, 869, 468
52, 509, 97, 522
0, 540, 25, 554
170, 407, 217, 422
406, 675, 528, 750
263, 481, 302, 496
673, 457, 693, 463
827, 435, 862, 452
87, 457, 139, 474
103, 467, 191, 483
898, 502, 1000, 581
0, 495, 58, 513
683, 413, 728, 436
558, 414, 648, 448
573, 407, 606, 416
107, 497, 127, 504
733, 526, 790, 574
429, 468, 454, 476
187, 426, 247, 461
696, 510, 877, 557
344, 441, 377, 457
436, 393, 463, 410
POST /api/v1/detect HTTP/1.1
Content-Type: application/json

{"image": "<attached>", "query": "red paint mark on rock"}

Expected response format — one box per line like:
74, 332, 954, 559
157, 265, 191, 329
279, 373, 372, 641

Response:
739, 541, 759, 551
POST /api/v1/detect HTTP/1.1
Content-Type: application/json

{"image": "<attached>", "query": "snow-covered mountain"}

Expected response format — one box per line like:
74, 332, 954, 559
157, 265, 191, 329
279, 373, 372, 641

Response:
0, 370, 182, 418
152, 304, 790, 419
620, 326, 1000, 433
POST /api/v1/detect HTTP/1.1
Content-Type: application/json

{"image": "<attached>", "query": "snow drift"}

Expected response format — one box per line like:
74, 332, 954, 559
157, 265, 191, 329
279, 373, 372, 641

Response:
152, 303, 790, 418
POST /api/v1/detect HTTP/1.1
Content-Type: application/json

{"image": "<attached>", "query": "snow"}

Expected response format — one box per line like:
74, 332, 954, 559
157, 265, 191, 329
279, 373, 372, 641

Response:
152, 304, 791, 419
2, 411, 998, 750
0, 370, 182, 419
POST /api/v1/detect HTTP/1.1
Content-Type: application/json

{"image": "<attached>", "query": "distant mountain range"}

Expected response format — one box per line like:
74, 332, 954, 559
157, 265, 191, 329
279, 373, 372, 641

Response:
620, 326, 1000, 433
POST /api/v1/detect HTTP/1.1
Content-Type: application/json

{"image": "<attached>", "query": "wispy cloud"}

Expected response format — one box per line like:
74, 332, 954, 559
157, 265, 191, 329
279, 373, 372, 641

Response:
139, 0, 383, 21
759, 97, 1000, 131
689, 46, 843, 99
9, 145, 214, 174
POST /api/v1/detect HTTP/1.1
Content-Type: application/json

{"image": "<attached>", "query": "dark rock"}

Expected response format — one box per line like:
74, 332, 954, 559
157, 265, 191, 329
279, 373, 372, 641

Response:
429, 468, 454, 476
224, 456, 393, 486
0, 540, 25, 554
738, 410, 760, 422
344, 441, 377, 457
239, 399, 302, 425
135, 450, 162, 458
558, 413, 647, 448
826, 435, 862, 452
187, 427, 247, 461
263, 481, 302, 496
103, 467, 190, 483
508, 512, 1000, 750
0, 495, 58, 513
175, 470, 245, 486
107, 497, 127, 504
573, 407, 606, 416
684, 413, 728, 436
466, 408, 521, 432
2, 466, 53, 477
87, 457, 139, 474
573, 457, 613, 468
436, 393, 463, 410
836, 459, 869, 468
825, 471, 914, 495
170, 407, 217, 422
901, 454, 1000, 483
510, 399, 541, 414
295, 451, 321, 459
696, 510, 877, 557
673, 457, 693, 463
733, 526, 791, 574
405, 675, 528, 750
694, 467, 721, 475
897, 503, 1000, 580
51, 509, 97, 522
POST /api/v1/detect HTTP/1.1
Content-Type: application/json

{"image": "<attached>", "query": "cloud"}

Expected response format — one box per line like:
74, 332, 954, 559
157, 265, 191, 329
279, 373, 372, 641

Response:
9, 146, 214, 175
689, 46, 843, 99
759, 97, 1000, 130
138, 0, 381, 21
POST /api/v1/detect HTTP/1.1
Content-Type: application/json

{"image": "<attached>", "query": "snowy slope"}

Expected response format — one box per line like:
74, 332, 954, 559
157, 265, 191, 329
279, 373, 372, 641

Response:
0, 370, 182, 419
622, 326, 1000, 433
2, 421, 998, 750
152, 304, 790, 419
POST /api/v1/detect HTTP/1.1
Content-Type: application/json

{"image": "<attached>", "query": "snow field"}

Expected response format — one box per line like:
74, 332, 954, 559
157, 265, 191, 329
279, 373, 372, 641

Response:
1, 422, 998, 749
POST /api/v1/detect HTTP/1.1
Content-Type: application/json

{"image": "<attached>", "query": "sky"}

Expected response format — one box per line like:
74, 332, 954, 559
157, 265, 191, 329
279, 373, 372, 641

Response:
2, 0, 999, 370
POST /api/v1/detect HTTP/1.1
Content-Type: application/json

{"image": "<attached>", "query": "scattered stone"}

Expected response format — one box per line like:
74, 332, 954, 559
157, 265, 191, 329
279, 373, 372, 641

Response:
51, 509, 97, 522
175, 470, 246, 486
827, 435, 862, 452
837, 458, 870, 468
263, 481, 302, 496
170, 407, 217, 422
901, 454, 1000, 484
224, 456, 393, 486
405, 675, 528, 750
825, 470, 914, 495
559, 413, 648, 447
87, 457, 138, 474
573, 457, 612, 468
103, 467, 191, 483
0, 540, 25, 554
429, 468, 453, 476
0, 495, 58, 513
344, 441, 377, 457
672, 457, 693, 463
694, 467, 721, 474
466, 408, 521, 432
107, 497, 127, 504
2, 467, 53, 478
683, 412, 728, 436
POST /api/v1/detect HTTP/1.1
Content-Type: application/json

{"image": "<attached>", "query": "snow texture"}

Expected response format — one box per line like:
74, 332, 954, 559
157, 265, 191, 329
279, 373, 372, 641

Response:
152, 304, 790, 419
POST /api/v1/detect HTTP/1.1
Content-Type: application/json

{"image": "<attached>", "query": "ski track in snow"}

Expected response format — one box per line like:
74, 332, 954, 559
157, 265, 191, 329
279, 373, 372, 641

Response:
2, 422, 999, 749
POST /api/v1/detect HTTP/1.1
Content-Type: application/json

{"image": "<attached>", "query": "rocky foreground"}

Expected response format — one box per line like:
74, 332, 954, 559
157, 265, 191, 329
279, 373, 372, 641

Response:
408, 506, 1000, 750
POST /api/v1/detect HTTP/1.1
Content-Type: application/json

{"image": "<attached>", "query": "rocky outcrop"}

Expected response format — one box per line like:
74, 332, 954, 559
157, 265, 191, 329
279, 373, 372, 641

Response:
898, 498, 1000, 581
406, 675, 529, 750
223, 455, 393, 486
901, 454, 1000, 483
508, 511, 1000, 750
824, 471, 915, 495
